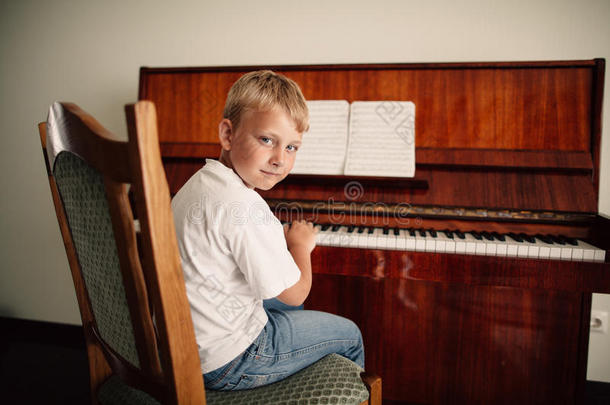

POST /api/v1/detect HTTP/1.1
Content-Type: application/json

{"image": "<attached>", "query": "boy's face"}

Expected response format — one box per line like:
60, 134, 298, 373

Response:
219, 107, 302, 190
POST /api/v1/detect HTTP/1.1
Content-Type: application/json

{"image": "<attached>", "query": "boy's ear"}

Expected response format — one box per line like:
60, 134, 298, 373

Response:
218, 119, 233, 151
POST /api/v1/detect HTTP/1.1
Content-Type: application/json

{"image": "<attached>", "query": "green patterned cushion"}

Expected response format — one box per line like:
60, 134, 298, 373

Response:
53, 152, 140, 368
98, 375, 160, 405
98, 354, 369, 405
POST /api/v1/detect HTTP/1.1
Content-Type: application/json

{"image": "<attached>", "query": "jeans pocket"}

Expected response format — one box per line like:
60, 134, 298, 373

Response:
231, 374, 256, 391
246, 326, 269, 357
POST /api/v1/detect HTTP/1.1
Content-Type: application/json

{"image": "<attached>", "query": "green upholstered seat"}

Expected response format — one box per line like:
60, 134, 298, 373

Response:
99, 353, 369, 405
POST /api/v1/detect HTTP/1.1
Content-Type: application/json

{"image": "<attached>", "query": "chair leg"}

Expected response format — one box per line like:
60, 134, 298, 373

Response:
360, 372, 382, 405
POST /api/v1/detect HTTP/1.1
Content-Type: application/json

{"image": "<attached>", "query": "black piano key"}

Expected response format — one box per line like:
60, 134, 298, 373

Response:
455, 230, 465, 239
383, 228, 389, 235
548, 234, 566, 245
481, 231, 494, 241
556, 235, 568, 245
418, 229, 427, 237
408, 228, 416, 237
491, 232, 505, 241
443, 229, 454, 239
428, 229, 437, 238
471, 231, 482, 240
347, 225, 356, 233
331, 224, 341, 232
563, 236, 578, 246
321, 224, 331, 231
357, 226, 366, 233
535, 234, 553, 244
367, 227, 375, 234
393, 228, 400, 236
507, 232, 524, 242
519, 233, 536, 243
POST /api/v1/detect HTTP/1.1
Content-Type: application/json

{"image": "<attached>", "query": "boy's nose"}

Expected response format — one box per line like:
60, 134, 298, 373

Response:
271, 149, 285, 167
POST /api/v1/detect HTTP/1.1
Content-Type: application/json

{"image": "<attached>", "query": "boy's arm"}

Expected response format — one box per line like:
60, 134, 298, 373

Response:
276, 220, 317, 306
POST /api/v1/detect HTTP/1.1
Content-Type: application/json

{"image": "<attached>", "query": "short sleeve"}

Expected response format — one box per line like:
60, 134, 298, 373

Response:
227, 203, 301, 300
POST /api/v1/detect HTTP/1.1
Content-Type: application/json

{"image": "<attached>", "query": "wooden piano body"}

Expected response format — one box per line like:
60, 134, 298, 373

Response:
139, 60, 610, 404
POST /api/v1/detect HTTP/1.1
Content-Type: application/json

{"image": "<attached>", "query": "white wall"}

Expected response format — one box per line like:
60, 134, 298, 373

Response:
1, 0, 608, 381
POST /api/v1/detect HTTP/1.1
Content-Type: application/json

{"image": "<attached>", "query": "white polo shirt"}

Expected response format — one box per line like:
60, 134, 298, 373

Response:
171, 159, 301, 373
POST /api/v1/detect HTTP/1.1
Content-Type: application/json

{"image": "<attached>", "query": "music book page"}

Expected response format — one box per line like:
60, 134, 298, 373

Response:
291, 100, 350, 175
290, 100, 415, 177
344, 101, 415, 177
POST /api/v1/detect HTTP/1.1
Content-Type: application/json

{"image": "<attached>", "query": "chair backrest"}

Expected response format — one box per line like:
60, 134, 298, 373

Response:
38, 101, 205, 404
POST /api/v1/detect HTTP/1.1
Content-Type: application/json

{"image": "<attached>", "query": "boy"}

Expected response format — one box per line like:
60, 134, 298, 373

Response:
172, 70, 364, 391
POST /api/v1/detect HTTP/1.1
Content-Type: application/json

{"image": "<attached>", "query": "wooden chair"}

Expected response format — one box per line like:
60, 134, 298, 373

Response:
38, 101, 381, 405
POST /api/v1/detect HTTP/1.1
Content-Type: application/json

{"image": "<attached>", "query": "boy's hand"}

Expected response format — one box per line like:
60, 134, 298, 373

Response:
283, 220, 318, 254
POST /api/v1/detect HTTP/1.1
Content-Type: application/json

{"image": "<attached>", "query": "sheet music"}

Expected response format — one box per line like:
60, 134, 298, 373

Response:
291, 100, 350, 175
344, 101, 415, 177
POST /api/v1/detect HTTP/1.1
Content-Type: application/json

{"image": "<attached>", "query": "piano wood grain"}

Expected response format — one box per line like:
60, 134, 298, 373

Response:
311, 246, 610, 295
306, 273, 587, 403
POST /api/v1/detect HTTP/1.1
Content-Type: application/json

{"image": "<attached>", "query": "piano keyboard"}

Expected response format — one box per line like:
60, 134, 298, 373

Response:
311, 224, 606, 263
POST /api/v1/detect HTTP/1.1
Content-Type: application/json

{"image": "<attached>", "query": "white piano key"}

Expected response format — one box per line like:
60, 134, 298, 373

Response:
594, 250, 606, 262
576, 239, 605, 262
425, 236, 436, 252
549, 246, 561, 260
496, 243, 507, 257
583, 249, 595, 261
385, 230, 398, 250
485, 242, 497, 256
435, 238, 446, 253
489, 236, 517, 257
315, 225, 330, 245
337, 226, 354, 247
396, 229, 407, 250
325, 229, 338, 246
526, 243, 540, 259
341, 227, 356, 248
365, 228, 383, 249
506, 241, 519, 257
571, 247, 583, 261
380, 229, 392, 250
517, 244, 529, 258
560, 246, 573, 261
444, 239, 456, 254
475, 238, 488, 255
455, 237, 467, 254
534, 237, 554, 260
358, 228, 371, 249
384, 229, 398, 250
462, 233, 478, 255
575, 239, 595, 262
468, 234, 488, 255
415, 232, 427, 252
357, 230, 369, 248
405, 232, 416, 251
538, 246, 551, 259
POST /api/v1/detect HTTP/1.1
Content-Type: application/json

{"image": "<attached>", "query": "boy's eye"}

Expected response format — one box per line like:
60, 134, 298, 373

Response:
286, 144, 299, 152
260, 137, 273, 145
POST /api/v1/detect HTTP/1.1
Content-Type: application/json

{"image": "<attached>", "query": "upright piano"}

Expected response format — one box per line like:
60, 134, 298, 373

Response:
139, 60, 610, 404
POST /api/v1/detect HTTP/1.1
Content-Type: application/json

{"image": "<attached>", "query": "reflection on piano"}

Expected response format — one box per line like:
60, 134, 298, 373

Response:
139, 60, 610, 404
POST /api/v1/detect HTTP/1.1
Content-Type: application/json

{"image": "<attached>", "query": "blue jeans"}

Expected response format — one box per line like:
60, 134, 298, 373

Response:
203, 299, 365, 391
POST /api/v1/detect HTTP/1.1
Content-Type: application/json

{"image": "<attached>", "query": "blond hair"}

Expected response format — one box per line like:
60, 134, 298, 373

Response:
223, 70, 309, 133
